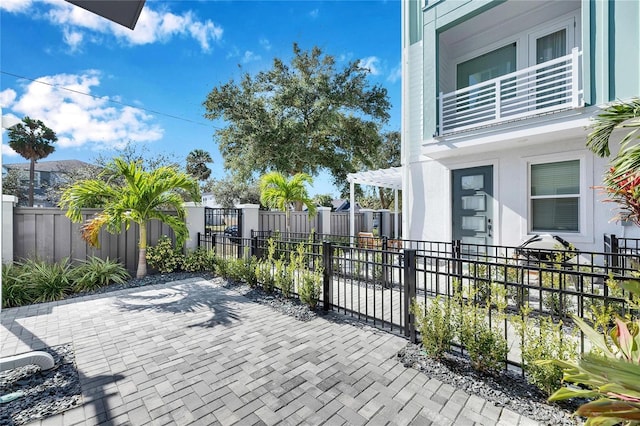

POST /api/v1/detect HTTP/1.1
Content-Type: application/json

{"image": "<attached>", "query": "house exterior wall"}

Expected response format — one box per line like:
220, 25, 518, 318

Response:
402, 0, 640, 251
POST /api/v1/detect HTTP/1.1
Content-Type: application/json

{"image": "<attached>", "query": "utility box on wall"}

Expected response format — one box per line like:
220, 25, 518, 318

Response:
2, 195, 17, 264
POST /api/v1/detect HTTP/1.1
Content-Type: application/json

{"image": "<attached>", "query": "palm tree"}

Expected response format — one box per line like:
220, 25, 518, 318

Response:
60, 158, 200, 279
186, 149, 213, 181
259, 171, 317, 232
586, 98, 640, 158
7, 116, 57, 207
586, 98, 640, 224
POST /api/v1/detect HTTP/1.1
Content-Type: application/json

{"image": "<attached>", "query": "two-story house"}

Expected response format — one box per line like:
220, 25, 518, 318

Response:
3, 159, 96, 207
401, 0, 639, 251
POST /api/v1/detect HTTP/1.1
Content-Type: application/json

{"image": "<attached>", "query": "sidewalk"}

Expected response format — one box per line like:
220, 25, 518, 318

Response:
0, 277, 541, 425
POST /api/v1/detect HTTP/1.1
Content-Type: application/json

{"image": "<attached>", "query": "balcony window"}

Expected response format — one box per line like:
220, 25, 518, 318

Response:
530, 160, 580, 233
456, 43, 516, 90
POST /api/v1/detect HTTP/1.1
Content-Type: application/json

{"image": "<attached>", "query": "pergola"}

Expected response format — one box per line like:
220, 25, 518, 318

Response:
346, 166, 403, 240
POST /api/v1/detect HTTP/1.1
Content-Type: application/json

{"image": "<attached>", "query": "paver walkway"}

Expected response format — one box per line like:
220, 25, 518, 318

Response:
1, 277, 542, 425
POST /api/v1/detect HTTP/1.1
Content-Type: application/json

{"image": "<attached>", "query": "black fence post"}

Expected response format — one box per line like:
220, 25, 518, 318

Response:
323, 241, 334, 312
197, 232, 201, 248
382, 236, 389, 288
403, 249, 417, 343
453, 240, 463, 293
237, 209, 244, 259
251, 235, 259, 258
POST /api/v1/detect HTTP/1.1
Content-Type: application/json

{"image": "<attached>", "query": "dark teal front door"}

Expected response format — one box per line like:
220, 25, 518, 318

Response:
452, 166, 493, 247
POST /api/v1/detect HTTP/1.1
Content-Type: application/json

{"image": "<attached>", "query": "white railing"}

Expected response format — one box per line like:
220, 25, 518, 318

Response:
438, 48, 583, 136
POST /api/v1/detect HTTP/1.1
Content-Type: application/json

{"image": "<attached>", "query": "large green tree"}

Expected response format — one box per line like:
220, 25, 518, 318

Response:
203, 43, 390, 183
203, 175, 261, 208
60, 158, 200, 279
357, 130, 401, 209
586, 98, 640, 224
186, 149, 213, 181
259, 171, 317, 232
7, 116, 57, 207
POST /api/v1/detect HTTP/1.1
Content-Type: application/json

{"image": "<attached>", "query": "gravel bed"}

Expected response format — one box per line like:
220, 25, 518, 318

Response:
397, 343, 585, 426
0, 344, 82, 426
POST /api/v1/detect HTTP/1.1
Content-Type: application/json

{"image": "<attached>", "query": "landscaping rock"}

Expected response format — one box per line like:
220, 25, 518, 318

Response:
0, 344, 82, 426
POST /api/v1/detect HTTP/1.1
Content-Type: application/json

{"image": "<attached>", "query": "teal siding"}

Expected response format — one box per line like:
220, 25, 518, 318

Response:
611, 0, 640, 100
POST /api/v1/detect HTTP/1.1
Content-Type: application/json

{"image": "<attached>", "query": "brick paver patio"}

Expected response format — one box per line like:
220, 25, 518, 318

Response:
1, 277, 541, 425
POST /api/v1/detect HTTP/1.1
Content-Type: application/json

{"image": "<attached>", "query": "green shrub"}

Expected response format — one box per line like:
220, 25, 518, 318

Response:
20, 258, 74, 303
242, 255, 258, 287
71, 257, 130, 292
255, 260, 275, 292
274, 259, 293, 298
213, 256, 230, 278
299, 269, 323, 309
2, 263, 33, 308
513, 308, 578, 396
463, 325, 508, 374
182, 249, 214, 272
411, 296, 454, 360
458, 284, 508, 374
226, 257, 246, 282
146, 236, 184, 273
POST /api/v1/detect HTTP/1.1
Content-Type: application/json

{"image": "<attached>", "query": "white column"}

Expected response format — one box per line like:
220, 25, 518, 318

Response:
317, 206, 331, 235
238, 204, 260, 240
183, 202, 205, 252
394, 189, 399, 239
2, 195, 17, 264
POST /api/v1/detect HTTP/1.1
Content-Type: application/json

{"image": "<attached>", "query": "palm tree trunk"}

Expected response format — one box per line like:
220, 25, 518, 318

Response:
136, 222, 148, 279
285, 209, 290, 234
29, 158, 35, 207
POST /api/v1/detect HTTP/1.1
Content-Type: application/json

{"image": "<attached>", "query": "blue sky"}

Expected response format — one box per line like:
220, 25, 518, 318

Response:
0, 0, 401, 196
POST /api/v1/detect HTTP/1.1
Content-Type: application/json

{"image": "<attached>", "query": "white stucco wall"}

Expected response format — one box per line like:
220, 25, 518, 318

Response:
407, 135, 637, 252
2, 195, 17, 264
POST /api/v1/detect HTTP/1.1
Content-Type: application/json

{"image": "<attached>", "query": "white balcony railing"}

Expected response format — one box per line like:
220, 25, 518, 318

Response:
438, 48, 583, 136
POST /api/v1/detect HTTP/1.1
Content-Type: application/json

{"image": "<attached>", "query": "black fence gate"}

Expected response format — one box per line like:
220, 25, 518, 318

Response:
201, 207, 243, 258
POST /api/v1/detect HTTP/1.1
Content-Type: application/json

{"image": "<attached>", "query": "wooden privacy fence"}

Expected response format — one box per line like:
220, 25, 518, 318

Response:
259, 211, 320, 234
13, 207, 176, 273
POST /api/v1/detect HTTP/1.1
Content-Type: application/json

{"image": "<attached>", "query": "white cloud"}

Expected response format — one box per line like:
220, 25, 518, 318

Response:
387, 62, 402, 83
309, 9, 319, 19
1, 144, 19, 157
24, 0, 223, 52
63, 28, 84, 52
0, 89, 17, 108
259, 38, 272, 51
5, 72, 163, 150
359, 57, 381, 76
242, 51, 261, 64
0, 0, 32, 13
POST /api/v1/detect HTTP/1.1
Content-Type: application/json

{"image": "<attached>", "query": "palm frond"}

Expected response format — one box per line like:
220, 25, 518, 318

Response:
587, 98, 640, 158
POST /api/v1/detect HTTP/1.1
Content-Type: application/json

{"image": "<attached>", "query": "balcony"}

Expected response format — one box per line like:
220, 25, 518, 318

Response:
438, 48, 583, 136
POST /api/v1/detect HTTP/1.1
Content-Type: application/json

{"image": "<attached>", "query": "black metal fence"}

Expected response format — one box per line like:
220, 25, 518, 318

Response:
197, 231, 640, 367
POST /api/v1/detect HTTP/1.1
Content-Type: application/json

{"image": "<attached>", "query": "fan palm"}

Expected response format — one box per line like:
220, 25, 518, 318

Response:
7, 116, 57, 207
186, 149, 213, 181
60, 158, 200, 278
259, 171, 317, 232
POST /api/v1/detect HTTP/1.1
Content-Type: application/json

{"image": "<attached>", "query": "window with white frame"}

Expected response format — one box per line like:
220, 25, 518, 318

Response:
530, 160, 580, 233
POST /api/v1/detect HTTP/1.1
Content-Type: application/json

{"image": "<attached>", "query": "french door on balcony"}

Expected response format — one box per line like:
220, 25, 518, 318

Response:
452, 166, 493, 251
530, 28, 568, 109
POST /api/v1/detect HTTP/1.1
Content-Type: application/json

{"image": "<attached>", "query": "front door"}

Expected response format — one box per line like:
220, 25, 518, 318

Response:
452, 166, 493, 249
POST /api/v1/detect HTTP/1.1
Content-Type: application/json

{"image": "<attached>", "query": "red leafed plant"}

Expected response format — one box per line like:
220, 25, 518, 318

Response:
596, 164, 640, 226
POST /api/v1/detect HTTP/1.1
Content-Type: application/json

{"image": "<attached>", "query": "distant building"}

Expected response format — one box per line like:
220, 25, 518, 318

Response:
3, 159, 96, 207
331, 199, 360, 212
